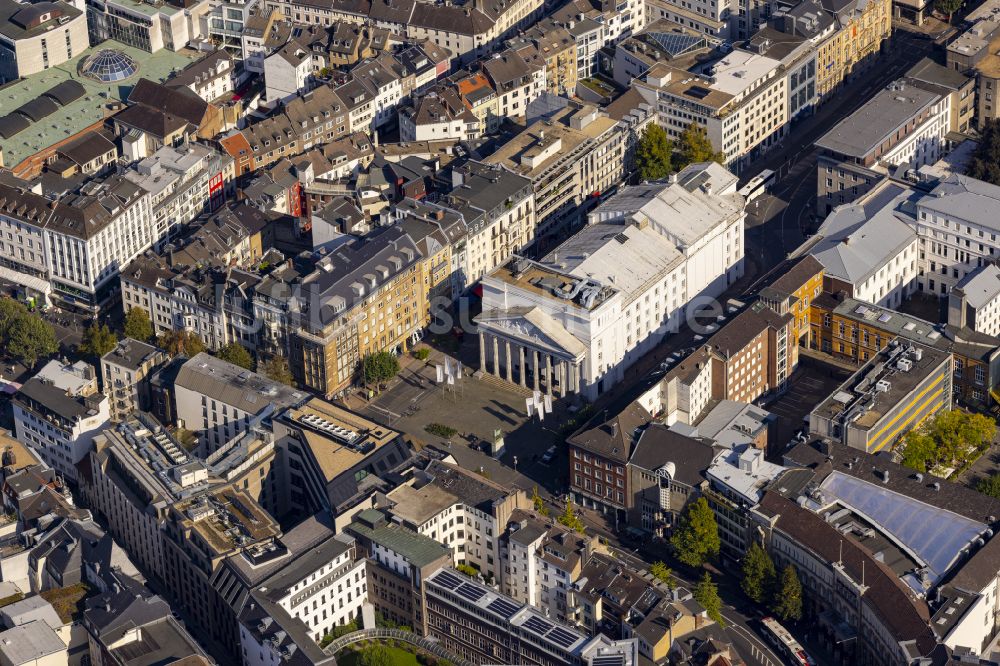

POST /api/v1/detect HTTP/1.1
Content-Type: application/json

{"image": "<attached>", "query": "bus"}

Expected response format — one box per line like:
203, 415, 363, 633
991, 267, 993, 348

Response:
739, 168, 776, 202
760, 616, 815, 666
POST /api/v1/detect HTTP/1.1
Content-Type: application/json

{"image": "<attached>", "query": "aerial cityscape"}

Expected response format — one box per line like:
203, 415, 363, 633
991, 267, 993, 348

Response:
0, 0, 999, 661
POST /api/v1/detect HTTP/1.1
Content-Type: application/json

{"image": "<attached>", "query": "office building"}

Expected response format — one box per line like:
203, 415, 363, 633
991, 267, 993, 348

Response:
100, 338, 166, 422
0, 0, 89, 82
948, 264, 1000, 337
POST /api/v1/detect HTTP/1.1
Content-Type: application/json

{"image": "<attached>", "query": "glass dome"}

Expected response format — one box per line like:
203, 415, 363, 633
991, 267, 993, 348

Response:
80, 49, 139, 82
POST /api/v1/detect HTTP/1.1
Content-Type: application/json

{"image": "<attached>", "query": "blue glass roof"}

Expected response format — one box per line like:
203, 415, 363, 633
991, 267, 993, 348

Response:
80, 49, 139, 82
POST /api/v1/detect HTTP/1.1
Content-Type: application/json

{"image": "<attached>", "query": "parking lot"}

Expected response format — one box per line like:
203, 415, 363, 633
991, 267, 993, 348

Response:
763, 354, 853, 452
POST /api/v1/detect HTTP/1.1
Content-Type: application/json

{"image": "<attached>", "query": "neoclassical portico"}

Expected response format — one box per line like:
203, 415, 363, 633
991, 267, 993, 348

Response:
475, 306, 586, 397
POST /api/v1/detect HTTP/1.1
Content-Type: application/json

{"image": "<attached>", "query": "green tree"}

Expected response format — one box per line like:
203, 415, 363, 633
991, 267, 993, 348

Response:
217, 342, 254, 370
79, 323, 117, 358
978, 473, 1000, 499
693, 572, 725, 626
532, 486, 550, 517
771, 564, 803, 622
649, 561, 675, 589
935, 0, 962, 21
675, 123, 726, 170
557, 499, 585, 533
413, 347, 431, 362
670, 497, 720, 567
635, 123, 674, 182
901, 429, 937, 472
0, 299, 28, 341
362, 351, 400, 386
359, 643, 392, 666
123, 307, 153, 342
967, 120, 1000, 185
260, 356, 294, 385
7, 314, 58, 368
157, 330, 206, 357
740, 541, 776, 604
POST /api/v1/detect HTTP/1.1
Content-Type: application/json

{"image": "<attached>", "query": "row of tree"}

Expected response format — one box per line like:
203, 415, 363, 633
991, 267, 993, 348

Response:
635, 123, 726, 183
901, 409, 995, 473
741, 542, 803, 622
0, 300, 58, 368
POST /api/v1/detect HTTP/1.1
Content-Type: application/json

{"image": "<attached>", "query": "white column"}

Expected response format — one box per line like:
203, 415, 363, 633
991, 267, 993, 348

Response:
505, 341, 513, 383
479, 331, 486, 371
519, 346, 527, 387
573, 362, 581, 393
557, 361, 566, 397
492, 335, 499, 376
533, 350, 540, 392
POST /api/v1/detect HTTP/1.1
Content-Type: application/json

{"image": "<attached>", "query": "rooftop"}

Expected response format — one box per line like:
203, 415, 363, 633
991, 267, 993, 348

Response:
816, 79, 941, 158
0, 40, 195, 170
955, 263, 1000, 308
102, 338, 162, 371
707, 443, 786, 505
810, 340, 950, 436
347, 509, 450, 567
175, 353, 307, 416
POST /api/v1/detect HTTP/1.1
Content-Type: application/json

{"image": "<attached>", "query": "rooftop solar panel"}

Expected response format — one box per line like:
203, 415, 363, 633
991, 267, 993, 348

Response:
433, 571, 464, 590
522, 616, 554, 636
546, 627, 579, 648
486, 598, 520, 618
455, 583, 487, 603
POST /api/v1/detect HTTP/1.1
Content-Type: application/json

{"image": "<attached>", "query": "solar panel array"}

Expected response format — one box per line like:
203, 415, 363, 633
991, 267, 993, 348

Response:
522, 615, 554, 636
433, 571, 464, 591
486, 597, 520, 619
455, 583, 487, 603
547, 627, 579, 649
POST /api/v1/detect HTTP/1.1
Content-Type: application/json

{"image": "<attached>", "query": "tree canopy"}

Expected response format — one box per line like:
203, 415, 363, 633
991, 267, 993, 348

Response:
557, 499, 585, 533
79, 323, 117, 359
362, 351, 400, 385
670, 497, 721, 567
741, 541, 776, 604
157, 330, 206, 358
0, 300, 58, 368
649, 561, 675, 589
935, 0, 962, 21
693, 572, 725, 626
967, 120, 1000, 185
260, 356, 294, 386
676, 123, 726, 170
359, 643, 392, 666
217, 342, 254, 370
977, 473, 1000, 499
636, 124, 674, 182
771, 564, 803, 622
901, 409, 996, 472
531, 486, 550, 517
123, 307, 153, 342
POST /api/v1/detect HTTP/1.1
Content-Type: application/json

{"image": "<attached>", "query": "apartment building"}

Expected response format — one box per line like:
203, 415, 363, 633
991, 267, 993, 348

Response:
260, 226, 426, 395
436, 160, 535, 293
84, 415, 220, 582
948, 264, 1000, 337
481, 50, 546, 121
345, 508, 452, 631
506, 20, 578, 96
810, 182, 920, 307
265, 0, 543, 64
219, 85, 350, 179
424, 567, 640, 666
643, 0, 731, 39
13, 360, 110, 482
0, 0, 89, 82
209, 0, 259, 56
613, 23, 710, 87
815, 0, 891, 98
809, 340, 951, 452
173, 352, 307, 454
477, 162, 744, 400
498, 509, 596, 623
551, 0, 646, 76
100, 338, 166, 422
398, 90, 482, 142
907, 57, 976, 134
634, 48, 788, 171
816, 79, 949, 215
122, 143, 234, 245
627, 424, 715, 535
166, 49, 235, 103
757, 254, 825, 347
271, 399, 413, 515
386, 459, 529, 582
121, 258, 263, 352
484, 101, 647, 244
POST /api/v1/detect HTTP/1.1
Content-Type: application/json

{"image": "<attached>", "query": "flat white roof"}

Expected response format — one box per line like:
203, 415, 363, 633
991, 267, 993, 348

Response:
710, 50, 782, 97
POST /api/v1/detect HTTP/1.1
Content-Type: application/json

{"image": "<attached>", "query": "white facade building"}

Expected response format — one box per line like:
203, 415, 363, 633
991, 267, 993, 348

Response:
949, 264, 1000, 336
477, 162, 744, 400
13, 360, 110, 482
